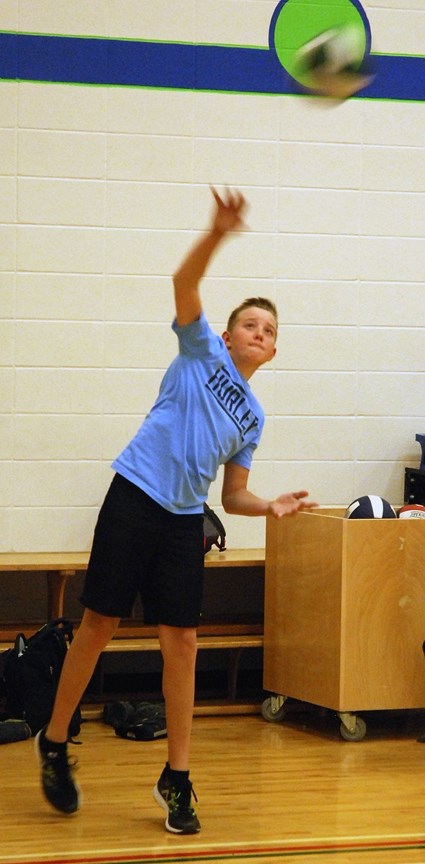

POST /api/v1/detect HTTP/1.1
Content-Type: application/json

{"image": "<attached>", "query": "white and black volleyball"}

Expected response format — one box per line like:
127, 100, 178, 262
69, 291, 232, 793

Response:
345, 495, 397, 519
294, 24, 373, 100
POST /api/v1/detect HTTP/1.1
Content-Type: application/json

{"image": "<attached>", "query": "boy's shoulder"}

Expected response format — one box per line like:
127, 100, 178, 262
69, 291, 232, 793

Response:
173, 312, 226, 355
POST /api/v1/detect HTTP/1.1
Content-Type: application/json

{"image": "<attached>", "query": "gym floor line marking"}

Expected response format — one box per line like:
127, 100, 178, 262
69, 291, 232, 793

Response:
3, 835, 425, 864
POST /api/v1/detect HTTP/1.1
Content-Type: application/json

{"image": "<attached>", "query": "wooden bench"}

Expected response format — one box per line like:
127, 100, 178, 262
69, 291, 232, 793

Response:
0, 548, 265, 708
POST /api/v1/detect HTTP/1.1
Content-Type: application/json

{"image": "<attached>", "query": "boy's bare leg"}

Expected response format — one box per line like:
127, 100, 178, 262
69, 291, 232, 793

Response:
154, 624, 201, 832
158, 624, 197, 770
46, 608, 120, 743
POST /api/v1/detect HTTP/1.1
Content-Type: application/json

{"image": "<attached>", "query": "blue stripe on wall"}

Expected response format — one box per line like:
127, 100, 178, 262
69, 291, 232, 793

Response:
0, 32, 424, 101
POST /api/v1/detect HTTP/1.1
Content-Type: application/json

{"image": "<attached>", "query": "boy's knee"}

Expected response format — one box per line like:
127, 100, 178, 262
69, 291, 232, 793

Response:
160, 625, 197, 662
81, 608, 120, 644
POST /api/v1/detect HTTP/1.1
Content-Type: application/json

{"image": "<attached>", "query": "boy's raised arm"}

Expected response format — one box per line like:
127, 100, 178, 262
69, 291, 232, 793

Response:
173, 187, 247, 327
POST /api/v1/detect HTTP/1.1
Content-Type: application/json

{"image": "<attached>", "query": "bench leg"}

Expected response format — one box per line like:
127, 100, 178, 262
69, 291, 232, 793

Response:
46, 570, 76, 619
227, 648, 243, 701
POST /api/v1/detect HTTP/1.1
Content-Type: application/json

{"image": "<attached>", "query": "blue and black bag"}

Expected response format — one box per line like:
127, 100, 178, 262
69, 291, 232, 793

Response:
1, 618, 81, 738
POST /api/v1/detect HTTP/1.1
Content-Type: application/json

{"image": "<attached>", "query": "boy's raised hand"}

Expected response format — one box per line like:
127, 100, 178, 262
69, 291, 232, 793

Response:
210, 186, 248, 236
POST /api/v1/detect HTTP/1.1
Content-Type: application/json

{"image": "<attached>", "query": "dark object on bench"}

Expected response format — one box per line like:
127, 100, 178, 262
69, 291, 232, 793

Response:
103, 700, 167, 740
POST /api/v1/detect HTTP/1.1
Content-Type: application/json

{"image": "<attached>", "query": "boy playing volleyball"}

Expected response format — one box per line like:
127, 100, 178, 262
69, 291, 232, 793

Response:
35, 187, 315, 834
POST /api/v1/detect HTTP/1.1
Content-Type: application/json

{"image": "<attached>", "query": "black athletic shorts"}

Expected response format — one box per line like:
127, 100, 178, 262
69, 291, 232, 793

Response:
80, 473, 205, 627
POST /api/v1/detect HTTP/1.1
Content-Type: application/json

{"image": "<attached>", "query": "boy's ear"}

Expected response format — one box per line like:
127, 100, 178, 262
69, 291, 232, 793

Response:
222, 329, 231, 348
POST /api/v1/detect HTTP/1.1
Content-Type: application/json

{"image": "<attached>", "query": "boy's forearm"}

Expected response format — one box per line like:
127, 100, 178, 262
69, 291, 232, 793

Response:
222, 487, 270, 517
222, 487, 317, 519
173, 187, 247, 325
173, 227, 225, 294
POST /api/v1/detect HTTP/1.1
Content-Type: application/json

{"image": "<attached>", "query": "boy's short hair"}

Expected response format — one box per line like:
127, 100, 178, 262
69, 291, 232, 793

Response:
226, 297, 278, 337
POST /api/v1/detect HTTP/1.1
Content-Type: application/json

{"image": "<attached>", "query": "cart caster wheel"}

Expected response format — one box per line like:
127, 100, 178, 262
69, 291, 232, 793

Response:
261, 696, 287, 723
339, 717, 367, 742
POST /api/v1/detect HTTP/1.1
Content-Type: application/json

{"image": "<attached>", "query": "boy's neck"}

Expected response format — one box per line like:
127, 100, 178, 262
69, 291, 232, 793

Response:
231, 356, 260, 381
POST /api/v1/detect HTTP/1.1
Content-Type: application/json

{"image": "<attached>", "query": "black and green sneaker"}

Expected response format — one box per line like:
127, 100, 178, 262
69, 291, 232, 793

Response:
35, 728, 81, 814
153, 766, 200, 834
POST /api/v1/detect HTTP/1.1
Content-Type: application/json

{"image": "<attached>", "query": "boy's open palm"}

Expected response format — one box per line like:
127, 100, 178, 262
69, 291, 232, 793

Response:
268, 491, 318, 519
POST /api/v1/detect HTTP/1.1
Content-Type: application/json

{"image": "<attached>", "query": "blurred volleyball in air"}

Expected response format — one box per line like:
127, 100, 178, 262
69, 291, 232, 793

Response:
294, 23, 373, 100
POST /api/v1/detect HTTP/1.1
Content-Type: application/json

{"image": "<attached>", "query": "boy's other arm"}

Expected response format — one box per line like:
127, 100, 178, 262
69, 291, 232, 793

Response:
221, 461, 317, 519
173, 187, 247, 327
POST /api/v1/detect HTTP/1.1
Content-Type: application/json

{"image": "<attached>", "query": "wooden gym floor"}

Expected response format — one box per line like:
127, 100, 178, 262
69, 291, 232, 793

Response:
1, 707, 424, 864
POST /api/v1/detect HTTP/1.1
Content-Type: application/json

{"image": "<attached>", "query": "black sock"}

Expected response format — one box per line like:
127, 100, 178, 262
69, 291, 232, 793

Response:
165, 764, 190, 786
39, 729, 67, 753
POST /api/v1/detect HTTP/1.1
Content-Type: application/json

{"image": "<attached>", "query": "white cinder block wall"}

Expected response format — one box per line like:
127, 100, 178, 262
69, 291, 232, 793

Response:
1, 0, 424, 552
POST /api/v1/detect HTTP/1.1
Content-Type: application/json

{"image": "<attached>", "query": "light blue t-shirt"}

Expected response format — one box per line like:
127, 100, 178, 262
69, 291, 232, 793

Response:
112, 312, 264, 514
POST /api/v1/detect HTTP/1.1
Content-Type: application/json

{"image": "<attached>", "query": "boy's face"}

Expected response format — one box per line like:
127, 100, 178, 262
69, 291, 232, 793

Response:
222, 306, 277, 378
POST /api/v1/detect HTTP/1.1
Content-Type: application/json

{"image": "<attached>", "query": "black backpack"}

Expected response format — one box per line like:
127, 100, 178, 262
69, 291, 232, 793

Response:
1, 618, 81, 738
203, 503, 226, 553
103, 700, 167, 741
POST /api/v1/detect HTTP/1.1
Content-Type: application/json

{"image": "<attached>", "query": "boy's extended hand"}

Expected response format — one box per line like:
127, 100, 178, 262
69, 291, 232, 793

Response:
210, 187, 248, 236
268, 491, 318, 519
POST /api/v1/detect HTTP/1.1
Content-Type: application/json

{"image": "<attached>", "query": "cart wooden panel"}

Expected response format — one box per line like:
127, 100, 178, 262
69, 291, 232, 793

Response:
263, 509, 425, 712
